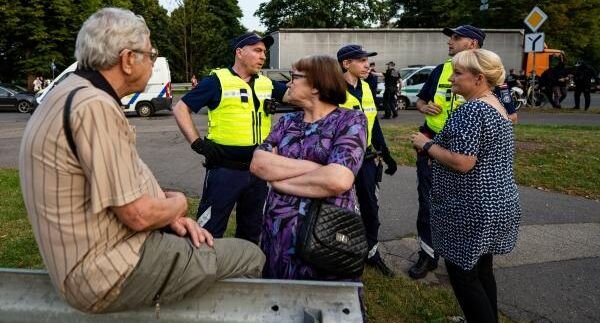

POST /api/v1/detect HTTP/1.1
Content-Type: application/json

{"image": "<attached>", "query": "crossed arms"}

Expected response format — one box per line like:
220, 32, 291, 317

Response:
250, 149, 355, 198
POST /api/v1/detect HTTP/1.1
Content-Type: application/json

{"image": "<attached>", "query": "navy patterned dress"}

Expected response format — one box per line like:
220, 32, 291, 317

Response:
430, 100, 521, 270
258, 108, 367, 280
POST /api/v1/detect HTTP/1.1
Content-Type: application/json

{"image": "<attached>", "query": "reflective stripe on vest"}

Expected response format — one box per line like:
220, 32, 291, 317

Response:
208, 69, 273, 146
425, 59, 465, 133
340, 80, 377, 145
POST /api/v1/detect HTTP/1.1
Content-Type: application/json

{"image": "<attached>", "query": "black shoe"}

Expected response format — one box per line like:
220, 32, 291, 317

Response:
366, 257, 395, 277
392, 114, 398, 118
573, 106, 580, 109
408, 253, 438, 279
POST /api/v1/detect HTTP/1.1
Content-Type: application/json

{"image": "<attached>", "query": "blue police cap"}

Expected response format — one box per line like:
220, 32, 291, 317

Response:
337, 44, 377, 62
443, 25, 486, 47
230, 32, 274, 52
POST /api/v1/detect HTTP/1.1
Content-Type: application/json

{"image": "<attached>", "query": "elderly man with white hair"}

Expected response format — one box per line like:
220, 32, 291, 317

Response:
19, 7, 264, 314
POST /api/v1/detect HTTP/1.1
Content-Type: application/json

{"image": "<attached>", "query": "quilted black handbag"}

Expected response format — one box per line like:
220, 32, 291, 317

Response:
296, 199, 368, 277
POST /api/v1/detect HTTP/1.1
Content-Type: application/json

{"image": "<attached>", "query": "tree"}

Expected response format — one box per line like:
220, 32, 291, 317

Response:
0, 0, 81, 86
168, 0, 244, 82
131, 0, 171, 63
255, 0, 379, 32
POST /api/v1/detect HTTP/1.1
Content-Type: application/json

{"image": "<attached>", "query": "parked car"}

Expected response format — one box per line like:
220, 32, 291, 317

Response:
0, 84, 36, 113
376, 65, 436, 110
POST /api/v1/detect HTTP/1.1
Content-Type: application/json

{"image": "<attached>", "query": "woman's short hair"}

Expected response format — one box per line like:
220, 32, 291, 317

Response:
75, 8, 150, 70
452, 49, 506, 87
292, 55, 347, 105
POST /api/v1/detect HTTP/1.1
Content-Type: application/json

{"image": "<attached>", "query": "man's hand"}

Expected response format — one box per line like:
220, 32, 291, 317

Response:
169, 217, 214, 248
191, 137, 223, 164
382, 153, 397, 175
417, 102, 442, 115
164, 191, 188, 218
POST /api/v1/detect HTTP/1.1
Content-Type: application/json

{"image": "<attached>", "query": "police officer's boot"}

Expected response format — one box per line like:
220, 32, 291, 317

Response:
366, 254, 395, 278
408, 252, 438, 279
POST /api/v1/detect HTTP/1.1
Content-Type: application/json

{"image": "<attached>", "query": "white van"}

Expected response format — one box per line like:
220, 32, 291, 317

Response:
34, 57, 172, 117
376, 65, 436, 110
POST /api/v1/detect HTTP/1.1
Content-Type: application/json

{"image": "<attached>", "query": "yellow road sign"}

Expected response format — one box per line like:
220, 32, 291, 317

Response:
524, 6, 548, 32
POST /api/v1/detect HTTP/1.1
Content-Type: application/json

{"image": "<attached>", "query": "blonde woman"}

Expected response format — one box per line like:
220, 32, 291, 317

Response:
411, 49, 521, 323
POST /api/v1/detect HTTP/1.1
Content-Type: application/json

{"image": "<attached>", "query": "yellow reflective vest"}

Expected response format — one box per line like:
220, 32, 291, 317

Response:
207, 68, 273, 146
425, 59, 465, 133
340, 79, 377, 146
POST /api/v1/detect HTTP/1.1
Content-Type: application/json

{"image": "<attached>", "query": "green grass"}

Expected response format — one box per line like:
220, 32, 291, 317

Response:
363, 267, 461, 322
382, 123, 600, 200
0, 169, 43, 268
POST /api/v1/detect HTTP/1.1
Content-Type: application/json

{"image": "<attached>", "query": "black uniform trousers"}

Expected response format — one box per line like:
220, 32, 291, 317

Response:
574, 84, 591, 109
416, 126, 438, 261
197, 166, 267, 244
355, 156, 383, 260
383, 87, 398, 118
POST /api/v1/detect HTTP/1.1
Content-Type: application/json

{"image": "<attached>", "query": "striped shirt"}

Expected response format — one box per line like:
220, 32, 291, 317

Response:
19, 73, 163, 312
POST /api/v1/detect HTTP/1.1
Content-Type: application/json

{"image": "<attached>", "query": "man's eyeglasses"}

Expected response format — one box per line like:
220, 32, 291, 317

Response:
290, 72, 306, 83
132, 48, 159, 63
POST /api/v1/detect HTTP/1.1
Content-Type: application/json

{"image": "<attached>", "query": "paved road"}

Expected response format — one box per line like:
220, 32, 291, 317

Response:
1, 107, 599, 323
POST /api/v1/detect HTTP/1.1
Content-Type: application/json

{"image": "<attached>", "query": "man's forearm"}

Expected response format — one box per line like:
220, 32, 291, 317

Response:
250, 150, 322, 181
112, 193, 187, 232
172, 100, 201, 143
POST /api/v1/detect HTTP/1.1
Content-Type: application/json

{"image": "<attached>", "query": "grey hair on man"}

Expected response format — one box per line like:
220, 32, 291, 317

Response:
75, 7, 150, 70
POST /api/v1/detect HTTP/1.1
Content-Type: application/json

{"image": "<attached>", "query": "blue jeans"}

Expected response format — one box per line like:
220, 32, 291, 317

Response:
197, 167, 267, 244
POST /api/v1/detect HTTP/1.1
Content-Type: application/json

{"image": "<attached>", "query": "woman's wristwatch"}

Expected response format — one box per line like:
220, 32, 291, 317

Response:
422, 141, 434, 154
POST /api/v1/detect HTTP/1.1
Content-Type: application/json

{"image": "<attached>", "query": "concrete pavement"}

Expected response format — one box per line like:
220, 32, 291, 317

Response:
1, 109, 599, 322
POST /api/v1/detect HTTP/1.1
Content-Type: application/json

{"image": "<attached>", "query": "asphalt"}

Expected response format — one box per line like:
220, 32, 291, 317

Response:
1, 103, 599, 323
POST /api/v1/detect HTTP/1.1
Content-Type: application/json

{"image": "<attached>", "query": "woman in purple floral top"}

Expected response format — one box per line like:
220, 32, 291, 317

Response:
250, 55, 367, 280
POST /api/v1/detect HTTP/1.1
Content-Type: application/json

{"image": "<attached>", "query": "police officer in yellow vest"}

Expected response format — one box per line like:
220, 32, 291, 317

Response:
173, 33, 288, 244
410, 25, 518, 279
337, 44, 398, 277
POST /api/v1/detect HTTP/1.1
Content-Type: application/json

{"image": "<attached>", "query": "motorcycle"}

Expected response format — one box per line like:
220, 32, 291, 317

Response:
510, 86, 527, 110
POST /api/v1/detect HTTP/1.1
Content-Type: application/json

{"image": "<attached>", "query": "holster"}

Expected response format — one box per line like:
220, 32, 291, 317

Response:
376, 159, 383, 183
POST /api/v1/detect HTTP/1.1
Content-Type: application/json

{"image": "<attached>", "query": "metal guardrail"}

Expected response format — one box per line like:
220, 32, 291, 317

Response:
172, 83, 192, 91
0, 268, 363, 323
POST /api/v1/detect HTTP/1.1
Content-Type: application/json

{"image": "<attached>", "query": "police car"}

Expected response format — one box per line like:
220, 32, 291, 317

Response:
376, 65, 436, 110
33, 57, 172, 117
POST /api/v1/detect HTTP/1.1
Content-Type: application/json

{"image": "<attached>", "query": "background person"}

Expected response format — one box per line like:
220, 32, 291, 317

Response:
337, 44, 398, 277
552, 60, 568, 109
382, 61, 400, 118
250, 55, 367, 280
410, 24, 517, 280
410, 49, 521, 323
19, 7, 264, 314
573, 61, 597, 110
191, 73, 198, 88
366, 62, 382, 95
172, 32, 288, 244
